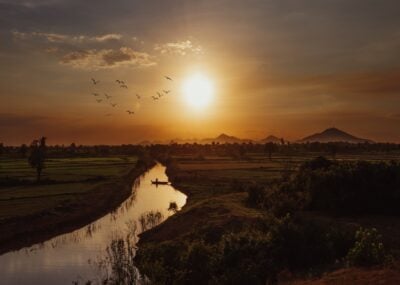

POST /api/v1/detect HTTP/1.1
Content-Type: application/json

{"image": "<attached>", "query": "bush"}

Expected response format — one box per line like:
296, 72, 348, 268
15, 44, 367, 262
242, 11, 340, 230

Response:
246, 183, 266, 207
288, 158, 400, 215
346, 227, 389, 267
136, 215, 354, 284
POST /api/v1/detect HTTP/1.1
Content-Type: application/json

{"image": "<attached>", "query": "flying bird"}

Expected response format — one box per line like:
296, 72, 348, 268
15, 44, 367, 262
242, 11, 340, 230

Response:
110, 103, 117, 107
152, 96, 159, 100
96, 99, 103, 103
104, 93, 112, 99
157, 92, 163, 98
126, 110, 135, 115
136, 94, 141, 99
91, 78, 99, 85
120, 84, 128, 89
92, 93, 100, 96
163, 90, 171, 94
164, 76, 173, 81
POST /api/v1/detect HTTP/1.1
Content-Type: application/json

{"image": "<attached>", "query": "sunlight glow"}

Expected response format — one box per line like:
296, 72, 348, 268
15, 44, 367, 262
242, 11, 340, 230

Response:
182, 73, 214, 110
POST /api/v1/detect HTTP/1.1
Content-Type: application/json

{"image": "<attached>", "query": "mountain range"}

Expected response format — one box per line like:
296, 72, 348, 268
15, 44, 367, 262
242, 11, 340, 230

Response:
139, 128, 373, 145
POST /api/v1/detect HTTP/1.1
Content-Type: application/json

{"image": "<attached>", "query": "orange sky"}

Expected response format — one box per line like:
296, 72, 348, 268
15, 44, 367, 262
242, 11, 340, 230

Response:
1, 0, 400, 145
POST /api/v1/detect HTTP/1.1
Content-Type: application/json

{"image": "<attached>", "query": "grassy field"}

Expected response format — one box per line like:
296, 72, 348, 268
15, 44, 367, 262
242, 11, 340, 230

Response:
0, 156, 137, 221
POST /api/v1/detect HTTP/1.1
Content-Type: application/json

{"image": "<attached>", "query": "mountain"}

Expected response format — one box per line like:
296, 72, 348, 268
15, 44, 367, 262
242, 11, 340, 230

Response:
260, 135, 282, 144
299, 128, 372, 143
202, 133, 245, 144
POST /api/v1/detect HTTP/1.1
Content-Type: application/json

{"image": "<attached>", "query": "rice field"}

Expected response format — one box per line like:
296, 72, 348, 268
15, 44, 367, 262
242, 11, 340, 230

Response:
0, 156, 137, 220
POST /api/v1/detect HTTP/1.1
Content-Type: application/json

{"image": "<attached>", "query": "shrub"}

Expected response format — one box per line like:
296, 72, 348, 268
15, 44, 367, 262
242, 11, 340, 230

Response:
289, 158, 400, 215
246, 183, 266, 207
346, 227, 389, 267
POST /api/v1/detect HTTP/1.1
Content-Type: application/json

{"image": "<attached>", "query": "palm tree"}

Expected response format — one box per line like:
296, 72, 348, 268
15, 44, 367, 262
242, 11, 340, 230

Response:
28, 137, 47, 182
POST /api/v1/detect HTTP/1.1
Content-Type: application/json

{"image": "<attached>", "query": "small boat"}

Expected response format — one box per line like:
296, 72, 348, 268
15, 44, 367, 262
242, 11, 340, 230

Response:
151, 179, 169, 185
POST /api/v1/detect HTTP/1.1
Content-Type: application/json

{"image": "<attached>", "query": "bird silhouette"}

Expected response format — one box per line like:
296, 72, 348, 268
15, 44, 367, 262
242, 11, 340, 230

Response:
92, 93, 99, 96
91, 78, 99, 85
164, 76, 173, 81
110, 103, 117, 107
126, 110, 135, 115
157, 92, 163, 98
152, 96, 159, 100
104, 93, 112, 99
136, 94, 141, 99
120, 84, 128, 89
96, 99, 103, 103
163, 90, 171, 94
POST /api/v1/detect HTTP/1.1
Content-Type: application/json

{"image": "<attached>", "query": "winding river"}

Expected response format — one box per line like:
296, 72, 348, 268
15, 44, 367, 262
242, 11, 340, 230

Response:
0, 163, 187, 284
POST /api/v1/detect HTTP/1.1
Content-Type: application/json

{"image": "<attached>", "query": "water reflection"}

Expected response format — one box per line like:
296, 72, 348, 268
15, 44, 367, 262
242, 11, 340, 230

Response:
0, 164, 187, 285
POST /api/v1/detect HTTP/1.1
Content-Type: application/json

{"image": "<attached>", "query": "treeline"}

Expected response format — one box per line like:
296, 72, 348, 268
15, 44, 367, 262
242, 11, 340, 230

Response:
249, 157, 400, 216
0, 143, 145, 158
1, 141, 400, 159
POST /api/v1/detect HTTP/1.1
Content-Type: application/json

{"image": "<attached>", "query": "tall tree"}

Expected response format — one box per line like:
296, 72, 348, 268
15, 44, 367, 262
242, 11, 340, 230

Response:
28, 137, 47, 182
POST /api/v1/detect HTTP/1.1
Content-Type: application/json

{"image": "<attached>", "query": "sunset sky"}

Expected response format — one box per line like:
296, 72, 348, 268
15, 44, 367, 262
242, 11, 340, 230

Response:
1, 0, 400, 145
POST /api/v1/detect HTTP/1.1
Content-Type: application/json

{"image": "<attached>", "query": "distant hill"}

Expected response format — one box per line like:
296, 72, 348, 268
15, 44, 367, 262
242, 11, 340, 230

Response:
260, 135, 282, 144
202, 133, 246, 144
300, 128, 372, 143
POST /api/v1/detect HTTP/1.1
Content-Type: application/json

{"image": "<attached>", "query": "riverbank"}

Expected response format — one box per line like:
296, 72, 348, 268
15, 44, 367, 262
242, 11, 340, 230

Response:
0, 158, 154, 254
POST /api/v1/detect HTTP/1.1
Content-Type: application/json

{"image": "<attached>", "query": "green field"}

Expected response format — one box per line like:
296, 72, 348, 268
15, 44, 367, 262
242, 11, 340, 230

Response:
0, 156, 137, 220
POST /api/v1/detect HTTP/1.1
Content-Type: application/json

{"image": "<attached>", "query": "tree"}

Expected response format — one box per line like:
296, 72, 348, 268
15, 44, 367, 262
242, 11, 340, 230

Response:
264, 142, 277, 160
28, 137, 47, 182
19, 144, 28, 158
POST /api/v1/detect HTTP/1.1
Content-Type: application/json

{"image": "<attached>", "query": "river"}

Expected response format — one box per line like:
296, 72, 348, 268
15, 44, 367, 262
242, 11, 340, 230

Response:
0, 163, 187, 284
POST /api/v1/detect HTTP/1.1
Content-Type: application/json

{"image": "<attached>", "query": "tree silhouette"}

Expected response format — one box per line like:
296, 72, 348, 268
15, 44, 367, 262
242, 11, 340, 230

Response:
19, 144, 28, 158
28, 137, 47, 182
264, 142, 276, 160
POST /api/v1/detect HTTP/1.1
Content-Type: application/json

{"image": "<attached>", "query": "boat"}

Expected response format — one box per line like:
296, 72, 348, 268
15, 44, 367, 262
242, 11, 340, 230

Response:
151, 179, 169, 185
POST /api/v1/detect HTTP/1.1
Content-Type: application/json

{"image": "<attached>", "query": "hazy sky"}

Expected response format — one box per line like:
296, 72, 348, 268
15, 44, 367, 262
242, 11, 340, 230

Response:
1, 0, 400, 144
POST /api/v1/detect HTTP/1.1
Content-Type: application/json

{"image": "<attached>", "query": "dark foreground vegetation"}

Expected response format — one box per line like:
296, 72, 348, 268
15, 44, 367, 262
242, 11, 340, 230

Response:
133, 144, 400, 285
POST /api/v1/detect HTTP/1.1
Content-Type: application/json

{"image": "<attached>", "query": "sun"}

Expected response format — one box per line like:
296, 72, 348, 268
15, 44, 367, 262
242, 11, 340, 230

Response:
182, 73, 214, 109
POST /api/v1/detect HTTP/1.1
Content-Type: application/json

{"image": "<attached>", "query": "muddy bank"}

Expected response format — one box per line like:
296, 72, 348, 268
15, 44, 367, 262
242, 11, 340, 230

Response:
0, 161, 155, 255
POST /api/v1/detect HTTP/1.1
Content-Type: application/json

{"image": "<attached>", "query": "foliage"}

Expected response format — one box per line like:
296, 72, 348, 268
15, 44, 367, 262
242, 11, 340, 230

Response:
168, 201, 178, 213
136, 215, 354, 285
346, 227, 389, 267
288, 157, 400, 215
28, 137, 47, 182
246, 183, 266, 207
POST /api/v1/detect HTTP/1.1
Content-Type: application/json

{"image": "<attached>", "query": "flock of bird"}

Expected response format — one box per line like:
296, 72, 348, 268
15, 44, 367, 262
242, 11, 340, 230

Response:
90, 76, 173, 117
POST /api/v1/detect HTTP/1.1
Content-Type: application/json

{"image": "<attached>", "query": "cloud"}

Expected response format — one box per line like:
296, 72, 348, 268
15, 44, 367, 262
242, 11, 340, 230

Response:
60, 47, 156, 70
12, 30, 123, 44
154, 40, 203, 55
